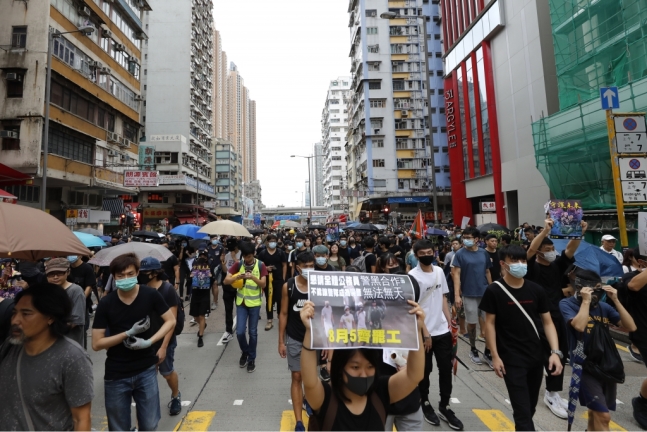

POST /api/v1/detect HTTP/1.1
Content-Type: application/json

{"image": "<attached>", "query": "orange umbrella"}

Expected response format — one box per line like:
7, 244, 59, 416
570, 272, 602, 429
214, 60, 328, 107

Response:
0, 202, 91, 261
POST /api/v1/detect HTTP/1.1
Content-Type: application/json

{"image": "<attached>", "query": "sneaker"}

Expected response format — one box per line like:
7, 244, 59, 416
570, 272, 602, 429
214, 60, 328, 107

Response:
190, 318, 197, 326
629, 345, 644, 363
477, 335, 486, 342
482, 352, 494, 370
422, 401, 440, 426
543, 391, 568, 419
319, 367, 331, 382
294, 420, 306, 432
303, 399, 314, 417
239, 353, 248, 368
197, 336, 204, 348
211, 302, 218, 311
469, 349, 482, 366
223, 332, 234, 342
168, 392, 182, 416
247, 360, 256, 373
205, 313, 209, 318
633, 396, 647, 430
438, 404, 464, 430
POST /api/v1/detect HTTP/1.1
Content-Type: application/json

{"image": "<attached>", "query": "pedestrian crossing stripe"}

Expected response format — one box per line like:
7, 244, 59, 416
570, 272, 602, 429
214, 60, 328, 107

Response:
174, 411, 216, 431
472, 409, 515, 431
582, 411, 627, 431
280, 410, 309, 431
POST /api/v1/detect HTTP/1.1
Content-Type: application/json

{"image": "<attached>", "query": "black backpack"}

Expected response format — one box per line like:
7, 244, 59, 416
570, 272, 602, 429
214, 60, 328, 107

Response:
583, 316, 625, 383
160, 282, 185, 336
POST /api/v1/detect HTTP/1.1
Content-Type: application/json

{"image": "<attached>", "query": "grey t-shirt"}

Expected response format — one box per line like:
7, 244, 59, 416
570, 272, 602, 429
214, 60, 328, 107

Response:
0, 337, 94, 431
65, 283, 86, 327
451, 247, 492, 297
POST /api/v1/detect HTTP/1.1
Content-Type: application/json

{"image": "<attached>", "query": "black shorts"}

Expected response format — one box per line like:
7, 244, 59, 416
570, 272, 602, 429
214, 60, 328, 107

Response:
579, 371, 617, 412
189, 289, 210, 316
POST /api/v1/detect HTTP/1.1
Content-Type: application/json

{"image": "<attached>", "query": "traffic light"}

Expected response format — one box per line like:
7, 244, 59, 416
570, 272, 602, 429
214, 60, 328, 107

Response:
383, 205, 390, 214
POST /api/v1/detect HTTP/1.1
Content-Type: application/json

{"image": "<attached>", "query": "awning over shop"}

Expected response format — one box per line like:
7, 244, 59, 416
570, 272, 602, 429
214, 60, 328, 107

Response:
102, 198, 124, 217
0, 163, 33, 186
0, 189, 18, 204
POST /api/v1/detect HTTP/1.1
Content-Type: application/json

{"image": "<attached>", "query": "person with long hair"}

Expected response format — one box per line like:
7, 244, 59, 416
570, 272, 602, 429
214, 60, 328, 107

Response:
299, 300, 426, 431
328, 244, 347, 271
376, 252, 401, 274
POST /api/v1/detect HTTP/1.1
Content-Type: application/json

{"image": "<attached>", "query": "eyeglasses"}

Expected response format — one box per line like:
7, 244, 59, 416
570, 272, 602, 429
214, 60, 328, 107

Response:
46, 271, 67, 278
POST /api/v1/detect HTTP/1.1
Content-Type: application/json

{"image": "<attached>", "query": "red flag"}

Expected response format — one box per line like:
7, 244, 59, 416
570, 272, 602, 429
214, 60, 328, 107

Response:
409, 210, 427, 239
271, 220, 280, 229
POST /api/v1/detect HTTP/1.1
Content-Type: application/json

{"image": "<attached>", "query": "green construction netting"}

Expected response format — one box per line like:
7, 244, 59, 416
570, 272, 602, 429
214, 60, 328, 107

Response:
550, 0, 647, 110
531, 0, 647, 209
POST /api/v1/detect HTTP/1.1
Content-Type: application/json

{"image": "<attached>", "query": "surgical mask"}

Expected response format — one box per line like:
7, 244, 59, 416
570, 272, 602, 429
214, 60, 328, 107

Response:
268, 242, 277, 249
137, 273, 152, 285
418, 255, 434, 266
296, 242, 304, 248
456, 234, 461, 238
299, 267, 312, 278
542, 251, 557, 263
115, 276, 137, 291
316, 257, 327, 266
288, 245, 293, 250
463, 239, 475, 248
387, 267, 400, 274
344, 370, 375, 396
257, 239, 262, 244
340, 240, 347, 246
212, 239, 220, 245
398, 234, 404, 239
507, 263, 527, 278
67, 256, 78, 264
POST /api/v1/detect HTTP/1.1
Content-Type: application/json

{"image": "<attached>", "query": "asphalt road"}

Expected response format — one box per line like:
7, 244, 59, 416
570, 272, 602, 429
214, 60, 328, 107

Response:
87, 296, 646, 431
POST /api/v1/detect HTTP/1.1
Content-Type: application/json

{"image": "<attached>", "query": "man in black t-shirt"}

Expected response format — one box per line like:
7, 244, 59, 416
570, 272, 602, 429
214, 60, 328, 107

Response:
480, 245, 563, 432
362, 237, 377, 273
278, 251, 315, 432
338, 234, 351, 264
312, 245, 335, 271
257, 234, 288, 331
207, 236, 225, 312
526, 218, 586, 419
92, 253, 176, 432
623, 248, 647, 429
68, 255, 97, 349
161, 240, 180, 288
347, 235, 362, 260
289, 233, 309, 277
484, 235, 501, 281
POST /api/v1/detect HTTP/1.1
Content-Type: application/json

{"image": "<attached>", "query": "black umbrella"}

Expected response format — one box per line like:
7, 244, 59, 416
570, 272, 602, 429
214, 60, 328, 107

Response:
248, 229, 264, 235
132, 230, 162, 239
307, 225, 327, 230
352, 223, 380, 232
475, 223, 511, 234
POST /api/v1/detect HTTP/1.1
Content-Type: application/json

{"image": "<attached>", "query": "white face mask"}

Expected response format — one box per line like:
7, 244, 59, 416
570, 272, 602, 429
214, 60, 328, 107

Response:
541, 251, 557, 263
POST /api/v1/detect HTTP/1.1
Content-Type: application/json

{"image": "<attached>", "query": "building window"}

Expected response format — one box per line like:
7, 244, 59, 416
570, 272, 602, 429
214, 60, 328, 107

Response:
368, 81, 381, 89
1, 121, 21, 150
393, 80, 405, 90
366, 27, 378, 35
48, 125, 94, 164
5, 72, 25, 98
1, 185, 40, 202
11, 26, 27, 48
366, 9, 377, 17
372, 159, 385, 167
370, 119, 383, 128
367, 45, 379, 53
373, 139, 384, 148
368, 62, 380, 71
369, 99, 385, 108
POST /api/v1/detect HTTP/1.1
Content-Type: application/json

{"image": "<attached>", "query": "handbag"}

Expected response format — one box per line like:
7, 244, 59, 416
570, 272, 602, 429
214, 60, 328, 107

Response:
494, 281, 551, 364
582, 316, 625, 383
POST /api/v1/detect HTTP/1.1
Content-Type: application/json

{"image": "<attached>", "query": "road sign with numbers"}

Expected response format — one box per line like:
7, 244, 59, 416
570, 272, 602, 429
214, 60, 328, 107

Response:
621, 180, 647, 203
615, 115, 647, 153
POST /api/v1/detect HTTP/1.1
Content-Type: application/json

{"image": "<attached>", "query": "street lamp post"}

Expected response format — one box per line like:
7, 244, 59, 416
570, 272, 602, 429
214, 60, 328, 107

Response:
291, 154, 317, 225
380, 12, 439, 223
41, 25, 95, 211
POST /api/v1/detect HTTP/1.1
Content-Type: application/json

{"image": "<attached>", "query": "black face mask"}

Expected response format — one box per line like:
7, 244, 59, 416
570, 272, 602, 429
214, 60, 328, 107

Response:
344, 370, 375, 396
418, 255, 435, 266
388, 267, 400, 274
137, 273, 152, 285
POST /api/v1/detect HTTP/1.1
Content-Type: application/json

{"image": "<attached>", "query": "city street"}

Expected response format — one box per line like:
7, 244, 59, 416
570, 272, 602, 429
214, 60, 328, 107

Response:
87, 300, 645, 431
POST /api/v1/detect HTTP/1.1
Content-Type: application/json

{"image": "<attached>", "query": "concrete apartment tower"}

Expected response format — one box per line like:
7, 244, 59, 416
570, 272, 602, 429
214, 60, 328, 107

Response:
321, 77, 352, 217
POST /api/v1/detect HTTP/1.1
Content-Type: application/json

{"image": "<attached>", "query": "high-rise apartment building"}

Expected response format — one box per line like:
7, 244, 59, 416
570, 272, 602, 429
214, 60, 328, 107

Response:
0, 0, 149, 223
247, 179, 263, 211
311, 142, 324, 207
345, 0, 451, 225
226, 62, 256, 184
321, 77, 351, 216
139, 0, 216, 225
214, 138, 242, 216
249, 100, 257, 181
213, 29, 225, 141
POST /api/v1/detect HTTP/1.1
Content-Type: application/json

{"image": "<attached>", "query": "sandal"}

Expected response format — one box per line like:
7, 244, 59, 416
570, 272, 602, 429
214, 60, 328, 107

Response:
265, 321, 273, 331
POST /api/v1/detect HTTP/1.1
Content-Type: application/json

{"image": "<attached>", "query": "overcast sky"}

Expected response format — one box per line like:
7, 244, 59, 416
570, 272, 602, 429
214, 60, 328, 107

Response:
213, 0, 350, 208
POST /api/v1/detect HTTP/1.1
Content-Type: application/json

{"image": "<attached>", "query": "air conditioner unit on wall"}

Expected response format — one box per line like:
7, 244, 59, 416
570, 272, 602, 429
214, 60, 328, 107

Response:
101, 29, 112, 38
78, 6, 91, 17
100, 67, 111, 75
107, 149, 117, 156
5, 73, 19, 81
106, 132, 119, 143
114, 43, 126, 52
120, 154, 129, 161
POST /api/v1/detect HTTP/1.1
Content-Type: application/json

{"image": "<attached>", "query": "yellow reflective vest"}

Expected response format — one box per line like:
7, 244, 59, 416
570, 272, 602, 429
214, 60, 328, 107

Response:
235, 259, 262, 307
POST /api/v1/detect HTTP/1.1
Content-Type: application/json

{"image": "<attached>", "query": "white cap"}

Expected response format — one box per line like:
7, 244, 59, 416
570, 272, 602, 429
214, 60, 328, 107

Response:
601, 234, 616, 241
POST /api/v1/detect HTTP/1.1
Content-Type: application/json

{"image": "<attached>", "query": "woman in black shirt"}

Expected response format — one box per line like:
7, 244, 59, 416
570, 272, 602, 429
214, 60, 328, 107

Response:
299, 300, 426, 431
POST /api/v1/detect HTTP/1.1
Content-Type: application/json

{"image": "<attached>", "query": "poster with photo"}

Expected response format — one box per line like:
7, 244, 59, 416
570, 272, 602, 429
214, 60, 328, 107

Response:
326, 222, 340, 243
307, 271, 419, 350
548, 200, 584, 239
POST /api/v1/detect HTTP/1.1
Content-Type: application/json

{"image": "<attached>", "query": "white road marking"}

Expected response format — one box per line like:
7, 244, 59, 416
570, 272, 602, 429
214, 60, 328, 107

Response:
450, 398, 461, 404
504, 399, 511, 404
233, 400, 243, 405
616, 399, 624, 405
181, 401, 192, 407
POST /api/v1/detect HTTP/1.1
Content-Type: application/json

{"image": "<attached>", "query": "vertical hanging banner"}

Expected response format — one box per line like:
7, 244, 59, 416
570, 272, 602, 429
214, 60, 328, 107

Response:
139, 145, 156, 170
638, 212, 647, 256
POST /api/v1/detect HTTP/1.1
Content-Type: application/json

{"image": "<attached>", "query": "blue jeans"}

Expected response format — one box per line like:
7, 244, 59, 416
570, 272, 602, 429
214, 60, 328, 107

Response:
104, 365, 161, 431
236, 304, 260, 360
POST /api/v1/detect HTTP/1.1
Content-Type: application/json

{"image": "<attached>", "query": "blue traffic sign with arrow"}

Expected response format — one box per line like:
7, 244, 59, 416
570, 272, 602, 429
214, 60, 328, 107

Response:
600, 87, 620, 110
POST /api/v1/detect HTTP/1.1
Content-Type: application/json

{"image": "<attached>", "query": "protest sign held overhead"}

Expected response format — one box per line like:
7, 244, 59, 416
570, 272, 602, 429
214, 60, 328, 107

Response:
547, 200, 584, 239
306, 270, 419, 350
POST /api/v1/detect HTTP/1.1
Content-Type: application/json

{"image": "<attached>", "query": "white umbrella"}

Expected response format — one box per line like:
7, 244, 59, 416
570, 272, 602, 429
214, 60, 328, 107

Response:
88, 242, 174, 267
199, 220, 252, 237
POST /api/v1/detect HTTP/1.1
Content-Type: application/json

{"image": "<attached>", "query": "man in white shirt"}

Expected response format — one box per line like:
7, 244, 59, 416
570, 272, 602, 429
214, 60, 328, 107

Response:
409, 239, 463, 430
600, 234, 623, 262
